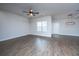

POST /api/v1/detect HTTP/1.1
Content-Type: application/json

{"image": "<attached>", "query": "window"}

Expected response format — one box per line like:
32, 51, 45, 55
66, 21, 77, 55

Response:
37, 21, 41, 32
42, 21, 47, 32
37, 21, 47, 32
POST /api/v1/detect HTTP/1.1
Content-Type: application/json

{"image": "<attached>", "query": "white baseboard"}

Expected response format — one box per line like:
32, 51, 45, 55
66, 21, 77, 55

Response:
32, 34, 51, 37
1, 33, 79, 42
0, 33, 52, 42
0, 34, 29, 42
52, 33, 79, 37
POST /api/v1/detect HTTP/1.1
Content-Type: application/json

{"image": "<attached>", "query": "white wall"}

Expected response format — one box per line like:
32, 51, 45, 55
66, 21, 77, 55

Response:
1, 10, 79, 42
52, 14, 79, 36
30, 16, 52, 37
0, 11, 29, 41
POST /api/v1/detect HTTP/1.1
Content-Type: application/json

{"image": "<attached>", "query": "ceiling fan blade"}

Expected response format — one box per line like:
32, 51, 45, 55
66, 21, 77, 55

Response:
23, 11, 29, 13
68, 13, 73, 16
33, 14, 35, 16
32, 12, 39, 14
27, 14, 30, 15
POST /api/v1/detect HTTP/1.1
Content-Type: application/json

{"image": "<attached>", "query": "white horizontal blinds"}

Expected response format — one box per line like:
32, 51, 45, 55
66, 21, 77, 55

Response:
36, 21, 47, 32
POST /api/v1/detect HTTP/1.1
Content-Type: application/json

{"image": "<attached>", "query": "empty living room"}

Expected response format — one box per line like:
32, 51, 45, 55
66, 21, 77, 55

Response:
0, 3, 79, 56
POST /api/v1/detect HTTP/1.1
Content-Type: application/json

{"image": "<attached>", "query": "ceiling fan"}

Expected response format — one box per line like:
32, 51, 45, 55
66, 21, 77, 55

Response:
67, 10, 79, 18
23, 9, 39, 16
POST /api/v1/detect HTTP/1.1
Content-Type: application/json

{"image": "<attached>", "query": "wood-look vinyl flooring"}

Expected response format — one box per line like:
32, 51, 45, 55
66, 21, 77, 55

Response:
0, 35, 79, 56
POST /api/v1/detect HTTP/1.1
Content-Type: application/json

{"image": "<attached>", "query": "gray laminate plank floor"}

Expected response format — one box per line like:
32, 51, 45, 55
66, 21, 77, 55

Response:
0, 35, 79, 56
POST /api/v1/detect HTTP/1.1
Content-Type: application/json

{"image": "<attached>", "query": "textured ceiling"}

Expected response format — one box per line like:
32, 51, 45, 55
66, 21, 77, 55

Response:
0, 3, 79, 19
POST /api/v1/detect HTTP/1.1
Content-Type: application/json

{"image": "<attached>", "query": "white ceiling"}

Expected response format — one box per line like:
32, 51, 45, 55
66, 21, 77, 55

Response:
0, 3, 79, 18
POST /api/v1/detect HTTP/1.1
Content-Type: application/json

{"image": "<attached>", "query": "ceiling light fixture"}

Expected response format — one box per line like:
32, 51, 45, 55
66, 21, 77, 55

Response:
29, 13, 33, 16
23, 9, 39, 16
